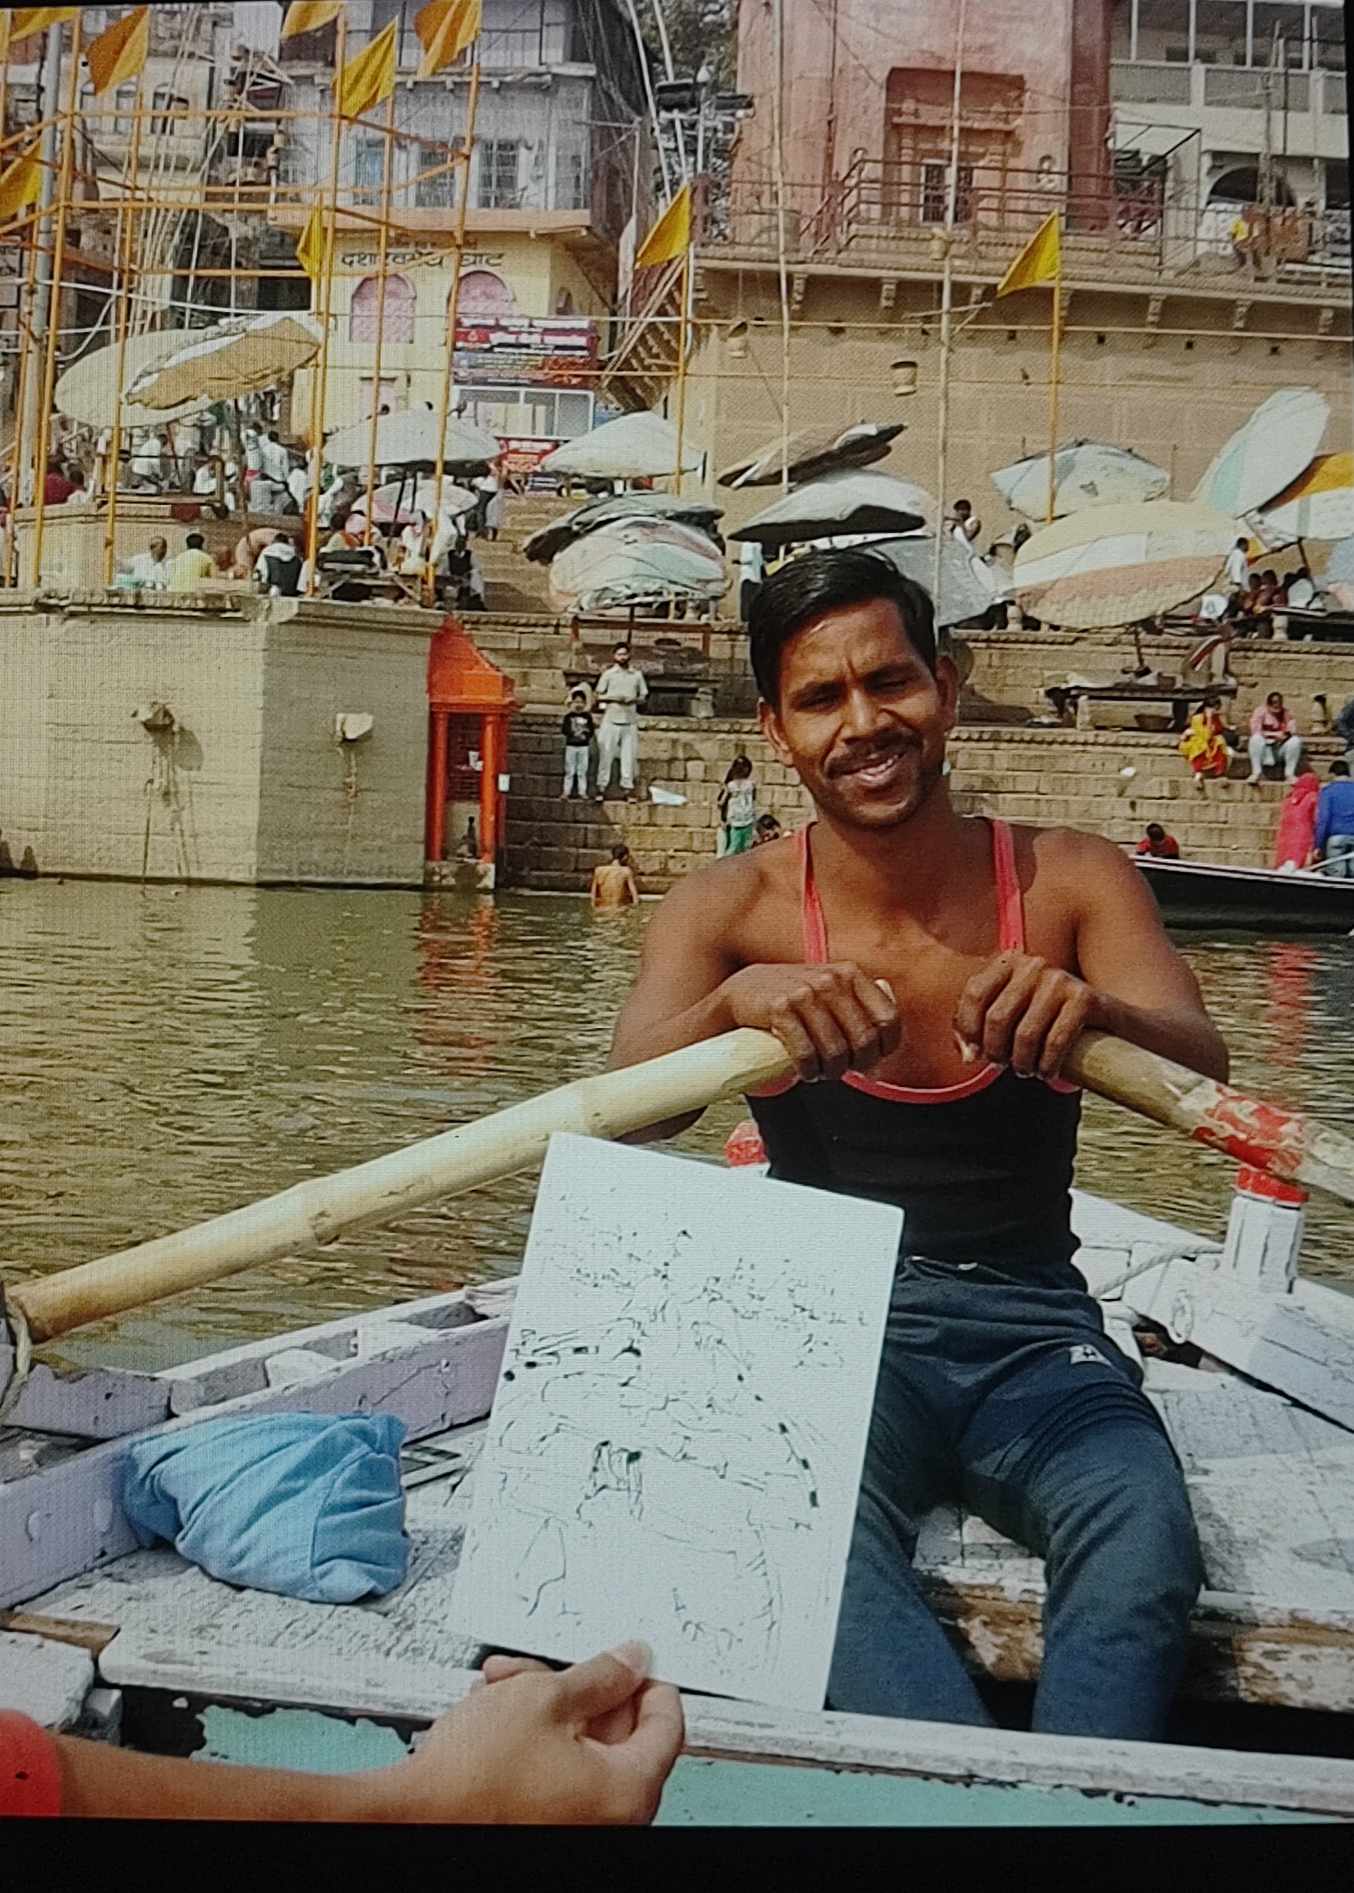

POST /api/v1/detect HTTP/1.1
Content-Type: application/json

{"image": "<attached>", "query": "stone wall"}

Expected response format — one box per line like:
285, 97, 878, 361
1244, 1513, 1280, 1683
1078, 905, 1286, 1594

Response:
0, 594, 435, 885
504, 712, 1346, 893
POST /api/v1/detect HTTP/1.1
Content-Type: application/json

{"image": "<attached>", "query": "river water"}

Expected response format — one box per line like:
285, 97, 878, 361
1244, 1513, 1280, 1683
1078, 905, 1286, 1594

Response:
3, 879, 1352, 1373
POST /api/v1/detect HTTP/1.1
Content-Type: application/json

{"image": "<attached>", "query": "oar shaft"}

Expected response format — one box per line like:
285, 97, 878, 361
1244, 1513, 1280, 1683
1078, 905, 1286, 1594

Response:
9, 1030, 793, 1343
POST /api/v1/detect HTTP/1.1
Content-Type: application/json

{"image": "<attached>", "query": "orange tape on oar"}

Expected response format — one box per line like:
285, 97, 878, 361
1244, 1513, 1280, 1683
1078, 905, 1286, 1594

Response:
1188, 1093, 1308, 1180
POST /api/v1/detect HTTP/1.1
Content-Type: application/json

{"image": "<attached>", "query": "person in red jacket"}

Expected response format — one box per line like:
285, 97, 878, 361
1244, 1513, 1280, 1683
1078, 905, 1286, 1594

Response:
1135, 823, 1180, 859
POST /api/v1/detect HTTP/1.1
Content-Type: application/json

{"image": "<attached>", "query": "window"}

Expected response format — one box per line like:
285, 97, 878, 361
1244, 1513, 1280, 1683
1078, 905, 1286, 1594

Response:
415, 143, 455, 208
557, 148, 587, 211
1134, 0, 1193, 60
1313, 2, 1346, 69
349, 274, 416, 345
151, 90, 189, 136
353, 138, 385, 198
1193, 1, 1248, 63
478, 140, 522, 210
1252, 3, 1309, 64
1112, 1, 1135, 60
920, 160, 973, 224
112, 83, 136, 138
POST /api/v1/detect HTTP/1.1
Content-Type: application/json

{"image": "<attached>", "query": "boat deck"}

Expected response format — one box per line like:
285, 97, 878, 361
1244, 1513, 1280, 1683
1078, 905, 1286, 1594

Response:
9, 1194, 1354, 1723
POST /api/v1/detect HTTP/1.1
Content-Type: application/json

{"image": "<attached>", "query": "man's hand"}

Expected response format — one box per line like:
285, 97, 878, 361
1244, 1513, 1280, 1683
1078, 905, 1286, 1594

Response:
383, 1643, 684, 1825
720, 962, 900, 1084
954, 950, 1102, 1082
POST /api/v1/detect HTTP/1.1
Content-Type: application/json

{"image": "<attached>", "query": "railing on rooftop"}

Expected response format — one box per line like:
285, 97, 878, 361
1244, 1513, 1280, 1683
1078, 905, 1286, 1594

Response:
701, 155, 1352, 291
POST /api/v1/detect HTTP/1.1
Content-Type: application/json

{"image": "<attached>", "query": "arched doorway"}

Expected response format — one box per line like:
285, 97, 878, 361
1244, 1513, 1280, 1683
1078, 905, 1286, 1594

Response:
1208, 165, 1296, 208
456, 269, 516, 319
350, 273, 416, 344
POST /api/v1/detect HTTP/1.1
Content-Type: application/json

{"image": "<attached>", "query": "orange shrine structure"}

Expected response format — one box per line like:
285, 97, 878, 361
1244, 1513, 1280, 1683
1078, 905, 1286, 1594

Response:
425, 620, 518, 891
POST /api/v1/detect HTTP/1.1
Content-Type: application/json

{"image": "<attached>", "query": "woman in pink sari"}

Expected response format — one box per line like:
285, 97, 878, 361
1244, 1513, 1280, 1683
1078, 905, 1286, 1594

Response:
1272, 770, 1320, 869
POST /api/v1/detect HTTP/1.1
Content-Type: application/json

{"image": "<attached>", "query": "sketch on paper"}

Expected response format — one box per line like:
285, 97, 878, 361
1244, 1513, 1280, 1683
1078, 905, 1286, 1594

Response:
451, 1133, 901, 1710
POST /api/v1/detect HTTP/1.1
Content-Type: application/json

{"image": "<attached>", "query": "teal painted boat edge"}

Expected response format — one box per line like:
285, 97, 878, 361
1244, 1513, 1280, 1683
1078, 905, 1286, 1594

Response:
191, 1710, 1338, 1826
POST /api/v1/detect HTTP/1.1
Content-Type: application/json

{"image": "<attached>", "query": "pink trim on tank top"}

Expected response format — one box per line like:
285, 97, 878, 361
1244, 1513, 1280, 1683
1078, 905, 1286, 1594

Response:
748, 819, 1078, 1105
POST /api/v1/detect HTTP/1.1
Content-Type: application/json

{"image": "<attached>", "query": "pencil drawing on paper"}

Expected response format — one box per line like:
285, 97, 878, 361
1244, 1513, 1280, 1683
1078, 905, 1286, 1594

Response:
453, 1134, 900, 1710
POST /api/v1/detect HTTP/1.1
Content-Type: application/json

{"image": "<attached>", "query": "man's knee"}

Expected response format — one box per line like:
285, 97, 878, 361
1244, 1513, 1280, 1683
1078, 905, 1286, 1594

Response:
1049, 1431, 1203, 1594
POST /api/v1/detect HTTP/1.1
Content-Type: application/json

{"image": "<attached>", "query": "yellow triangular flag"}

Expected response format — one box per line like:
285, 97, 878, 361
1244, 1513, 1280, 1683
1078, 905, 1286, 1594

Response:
995, 211, 1061, 299
336, 19, 397, 121
0, 15, 12, 63
0, 140, 44, 223
296, 204, 331, 284
635, 184, 692, 271
10, 8, 79, 43
280, 1, 342, 41
415, 0, 481, 79
86, 6, 149, 97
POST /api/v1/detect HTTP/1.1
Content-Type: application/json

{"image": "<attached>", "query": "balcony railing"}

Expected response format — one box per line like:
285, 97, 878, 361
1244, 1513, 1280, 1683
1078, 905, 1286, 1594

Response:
703, 156, 1352, 291
1112, 59, 1340, 114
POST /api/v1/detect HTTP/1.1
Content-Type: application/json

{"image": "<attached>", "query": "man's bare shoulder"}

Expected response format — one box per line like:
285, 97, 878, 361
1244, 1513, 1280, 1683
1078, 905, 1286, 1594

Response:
1014, 822, 1146, 903
649, 835, 796, 935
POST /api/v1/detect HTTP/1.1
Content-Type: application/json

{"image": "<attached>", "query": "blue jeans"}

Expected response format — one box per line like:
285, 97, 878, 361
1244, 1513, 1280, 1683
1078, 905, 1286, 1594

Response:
828, 1257, 1203, 1741
1324, 834, 1354, 879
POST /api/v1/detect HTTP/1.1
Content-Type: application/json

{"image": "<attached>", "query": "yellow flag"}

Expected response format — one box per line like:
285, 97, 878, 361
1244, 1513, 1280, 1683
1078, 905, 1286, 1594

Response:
635, 184, 692, 270
414, 0, 480, 78
995, 211, 1061, 299
280, 1, 342, 40
86, 6, 149, 97
0, 16, 11, 63
10, 8, 79, 43
296, 204, 331, 284
0, 140, 44, 223
336, 20, 397, 121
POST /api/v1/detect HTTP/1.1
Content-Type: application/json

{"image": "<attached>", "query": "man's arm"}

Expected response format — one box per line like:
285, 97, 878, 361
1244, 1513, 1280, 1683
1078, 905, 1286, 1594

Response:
589, 867, 603, 906
955, 832, 1228, 1083
623, 867, 639, 904
1315, 787, 1333, 857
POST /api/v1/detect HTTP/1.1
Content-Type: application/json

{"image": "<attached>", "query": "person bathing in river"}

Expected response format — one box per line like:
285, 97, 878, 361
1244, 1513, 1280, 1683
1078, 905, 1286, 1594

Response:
606, 549, 1227, 1742
591, 843, 638, 910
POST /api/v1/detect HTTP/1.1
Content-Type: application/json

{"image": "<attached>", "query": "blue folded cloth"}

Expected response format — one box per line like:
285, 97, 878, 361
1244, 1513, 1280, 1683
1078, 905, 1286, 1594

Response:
123, 1411, 410, 1603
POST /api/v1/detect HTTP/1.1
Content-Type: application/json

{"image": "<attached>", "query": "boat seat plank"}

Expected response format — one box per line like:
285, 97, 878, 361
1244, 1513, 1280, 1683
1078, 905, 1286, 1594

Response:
0, 1629, 94, 1730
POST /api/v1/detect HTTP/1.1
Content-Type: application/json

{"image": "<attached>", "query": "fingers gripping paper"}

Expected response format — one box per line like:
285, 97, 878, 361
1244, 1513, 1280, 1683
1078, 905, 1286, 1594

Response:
452, 1134, 900, 1710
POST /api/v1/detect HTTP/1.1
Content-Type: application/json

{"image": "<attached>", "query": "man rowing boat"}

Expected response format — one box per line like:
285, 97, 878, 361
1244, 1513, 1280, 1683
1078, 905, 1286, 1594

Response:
608, 550, 1228, 1742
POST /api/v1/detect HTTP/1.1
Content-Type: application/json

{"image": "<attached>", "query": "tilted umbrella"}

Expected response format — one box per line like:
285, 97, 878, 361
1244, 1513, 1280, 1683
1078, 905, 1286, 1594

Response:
548, 518, 728, 615
1255, 453, 1354, 544
718, 421, 906, 489
864, 534, 1002, 628
325, 408, 499, 471
538, 411, 701, 482
727, 471, 930, 551
57, 331, 198, 429
368, 477, 477, 526
523, 491, 724, 564
990, 441, 1169, 521
1192, 387, 1329, 516
125, 312, 323, 415
1013, 500, 1242, 629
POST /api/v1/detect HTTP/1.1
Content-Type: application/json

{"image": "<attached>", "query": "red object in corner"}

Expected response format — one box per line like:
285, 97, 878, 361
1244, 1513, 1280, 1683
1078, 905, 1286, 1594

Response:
0, 1710, 62, 1817
1235, 1165, 1308, 1207
725, 1120, 767, 1167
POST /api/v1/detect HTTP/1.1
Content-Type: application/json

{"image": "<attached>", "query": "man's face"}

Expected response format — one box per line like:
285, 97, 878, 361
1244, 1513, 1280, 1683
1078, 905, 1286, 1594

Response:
150, 539, 166, 560
1269, 694, 1284, 713
760, 597, 958, 832
614, 646, 630, 667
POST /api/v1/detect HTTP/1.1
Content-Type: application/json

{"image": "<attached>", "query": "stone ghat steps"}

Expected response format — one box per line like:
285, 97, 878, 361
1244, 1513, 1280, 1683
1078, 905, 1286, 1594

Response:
503, 715, 1345, 894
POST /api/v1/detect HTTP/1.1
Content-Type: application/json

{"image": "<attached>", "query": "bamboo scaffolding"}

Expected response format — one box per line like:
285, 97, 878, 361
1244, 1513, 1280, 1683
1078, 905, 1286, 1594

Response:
361, 87, 399, 547
427, 57, 481, 607
28, 11, 81, 590
102, 92, 148, 587
301, 7, 349, 597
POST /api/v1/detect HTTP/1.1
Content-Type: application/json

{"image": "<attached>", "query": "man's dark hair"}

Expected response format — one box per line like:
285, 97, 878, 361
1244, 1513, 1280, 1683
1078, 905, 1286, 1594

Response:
1146, 823, 1166, 842
185, 532, 205, 549
747, 548, 937, 704
1332, 760, 1351, 778
610, 843, 630, 861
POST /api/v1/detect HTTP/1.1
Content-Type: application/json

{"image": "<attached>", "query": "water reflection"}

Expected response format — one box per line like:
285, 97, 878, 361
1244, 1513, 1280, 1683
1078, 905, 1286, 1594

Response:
1, 879, 1350, 1374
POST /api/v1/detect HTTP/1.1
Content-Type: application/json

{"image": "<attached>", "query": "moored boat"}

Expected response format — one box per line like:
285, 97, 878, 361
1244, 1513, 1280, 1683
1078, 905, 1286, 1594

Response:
1136, 852, 1354, 932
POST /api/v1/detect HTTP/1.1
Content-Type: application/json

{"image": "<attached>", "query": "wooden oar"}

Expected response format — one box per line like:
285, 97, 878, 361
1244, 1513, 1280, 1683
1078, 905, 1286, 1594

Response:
7, 1028, 1354, 1346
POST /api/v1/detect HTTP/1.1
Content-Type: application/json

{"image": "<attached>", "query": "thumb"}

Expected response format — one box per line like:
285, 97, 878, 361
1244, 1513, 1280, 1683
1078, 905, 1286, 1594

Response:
552, 1642, 652, 1724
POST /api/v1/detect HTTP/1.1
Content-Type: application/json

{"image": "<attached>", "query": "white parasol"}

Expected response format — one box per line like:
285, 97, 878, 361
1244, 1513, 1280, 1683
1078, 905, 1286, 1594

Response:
991, 441, 1170, 521
548, 518, 728, 614
523, 492, 723, 564
728, 471, 932, 550
1255, 453, 1354, 544
1191, 388, 1330, 517
718, 421, 906, 489
1014, 500, 1242, 629
325, 408, 500, 471
539, 412, 701, 481
864, 534, 1002, 628
125, 312, 323, 415
368, 476, 477, 525
57, 331, 198, 429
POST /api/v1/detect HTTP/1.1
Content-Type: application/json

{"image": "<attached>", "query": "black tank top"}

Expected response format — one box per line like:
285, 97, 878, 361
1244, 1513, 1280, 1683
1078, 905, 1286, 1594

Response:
746, 821, 1082, 1272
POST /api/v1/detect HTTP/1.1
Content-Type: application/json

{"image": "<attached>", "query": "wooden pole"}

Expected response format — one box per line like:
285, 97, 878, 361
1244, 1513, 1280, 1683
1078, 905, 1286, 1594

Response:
29, 12, 81, 589
302, 7, 347, 596
361, 86, 398, 546
6, 205, 41, 582
1045, 226, 1063, 526
932, 0, 968, 609
771, 0, 790, 496
427, 58, 480, 606
672, 242, 690, 495
102, 89, 146, 588
12, 1028, 1354, 1346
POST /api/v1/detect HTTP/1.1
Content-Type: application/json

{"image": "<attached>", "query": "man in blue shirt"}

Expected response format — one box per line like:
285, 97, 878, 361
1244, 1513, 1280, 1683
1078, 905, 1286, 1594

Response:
1314, 760, 1354, 878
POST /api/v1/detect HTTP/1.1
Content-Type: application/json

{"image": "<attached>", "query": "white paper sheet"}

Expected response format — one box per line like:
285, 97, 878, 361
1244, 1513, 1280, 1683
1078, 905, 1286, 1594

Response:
452, 1133, 901, 1710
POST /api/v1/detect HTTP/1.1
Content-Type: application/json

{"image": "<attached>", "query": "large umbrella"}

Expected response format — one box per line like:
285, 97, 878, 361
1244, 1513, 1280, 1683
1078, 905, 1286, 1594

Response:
1255, 453, 1354, 544
1013, 500, 1242, 629
864, 534, 1003, 628
718, 421, 906, 489
368, 477, 477, 526
538, 412, 700, 481
57, 331, 197, 429
125, 312, 322, 415
728, 471, 930, 550
325, 408, 499, 471
548, 518, 728, 615
991, 441, 1170, 521
523, 491, 724, 564
1191, 387, 1329, 516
